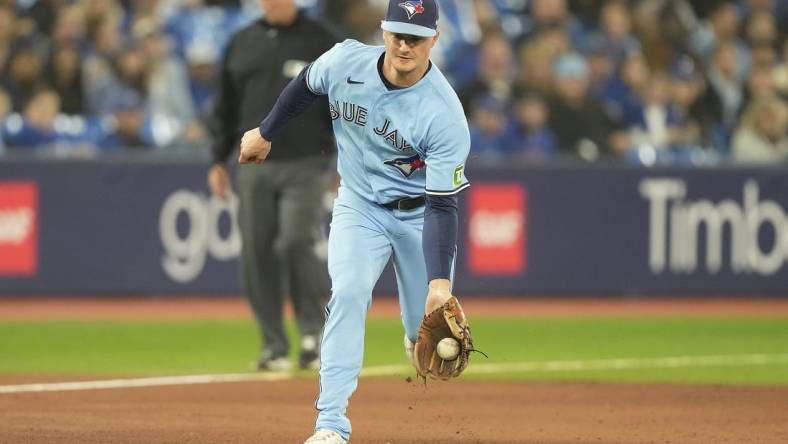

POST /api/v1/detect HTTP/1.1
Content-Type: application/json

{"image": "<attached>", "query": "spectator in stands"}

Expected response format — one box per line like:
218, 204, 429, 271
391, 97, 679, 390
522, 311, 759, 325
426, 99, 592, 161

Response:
322, 0, 384, 42
185, 40, 218, 121
592, 0, 640, 67
123, 0, 160, 39
750, 44, 777, 68
137, 24, 203, 150
109, 43, 147, 147
10, 89, 112, 156
4, 89, 61, 150
504, 90, 557, 162
163, 0, 248, 60
739, 0, 786, 23
458, 32, 515, 117
47, 42, 83, 114
630, 0, 677, 70
690, 1, 750, 81
0, 5, 17, 83
521, 0, 584, 49
625, 72, 689, 158
585, 35, 615, 104
731, 96, 788, 163
517, 34, 560, 94
548, 52, 614, 161
5, 45, 47, 112
669, 57, 706, 151
744, 65, 778, 107
468, 94, 511, 162
745, 11, 779, 68
745, 11, 778, 48
425, 0, 486, 87
51, 3, 86, 46
83, 14, 123, 116
0, 0, 782, 159
83, 0, 123, 27
702, 40, 746, 151
603, 51, 650, 127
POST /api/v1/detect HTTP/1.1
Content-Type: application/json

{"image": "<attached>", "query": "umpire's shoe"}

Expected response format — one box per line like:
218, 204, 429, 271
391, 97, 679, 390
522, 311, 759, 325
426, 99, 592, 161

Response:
304, 429, 347, 444
299, 335, 320, 370
255, 350, 293, 372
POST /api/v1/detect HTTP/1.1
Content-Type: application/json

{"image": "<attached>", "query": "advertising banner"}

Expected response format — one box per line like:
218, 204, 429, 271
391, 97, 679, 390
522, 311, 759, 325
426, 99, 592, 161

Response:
467, 184, 527, 276
1, 160, 786, 296
0, 182, 38, 276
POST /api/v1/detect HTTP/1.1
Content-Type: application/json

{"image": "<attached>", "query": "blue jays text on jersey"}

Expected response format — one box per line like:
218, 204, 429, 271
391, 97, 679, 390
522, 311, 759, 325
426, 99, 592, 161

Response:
306, 39, 470, 201
329, 99, 416, 153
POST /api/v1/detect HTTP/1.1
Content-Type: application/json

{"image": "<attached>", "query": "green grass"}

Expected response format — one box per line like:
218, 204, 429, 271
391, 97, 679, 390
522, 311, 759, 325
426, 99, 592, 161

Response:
1, 317, 787, 385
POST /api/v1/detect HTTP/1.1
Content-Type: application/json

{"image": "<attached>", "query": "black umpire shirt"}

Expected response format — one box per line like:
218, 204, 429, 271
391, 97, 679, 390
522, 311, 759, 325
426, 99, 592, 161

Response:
211, 11, 339, 163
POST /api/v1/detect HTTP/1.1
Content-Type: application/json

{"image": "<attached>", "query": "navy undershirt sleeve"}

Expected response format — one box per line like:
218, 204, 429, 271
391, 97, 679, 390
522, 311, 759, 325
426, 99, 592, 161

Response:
423, 194, 459, 281
259, 65, 320, 140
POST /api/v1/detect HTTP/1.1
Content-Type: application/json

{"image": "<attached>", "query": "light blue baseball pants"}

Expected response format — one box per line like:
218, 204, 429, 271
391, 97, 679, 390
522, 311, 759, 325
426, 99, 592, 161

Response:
314, 186, 428, 439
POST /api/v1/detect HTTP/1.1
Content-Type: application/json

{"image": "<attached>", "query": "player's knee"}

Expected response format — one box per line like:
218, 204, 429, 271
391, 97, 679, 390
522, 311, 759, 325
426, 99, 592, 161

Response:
330, 277, 374, 309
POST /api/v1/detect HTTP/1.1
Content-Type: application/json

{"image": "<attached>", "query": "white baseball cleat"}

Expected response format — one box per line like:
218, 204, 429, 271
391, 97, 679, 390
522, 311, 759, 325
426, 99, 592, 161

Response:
404, 334, 415, 362
304, 429, 347, 443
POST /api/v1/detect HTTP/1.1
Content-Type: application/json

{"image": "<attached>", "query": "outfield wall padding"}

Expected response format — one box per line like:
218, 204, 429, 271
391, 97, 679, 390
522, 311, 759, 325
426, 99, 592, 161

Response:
1, 160, 787, 296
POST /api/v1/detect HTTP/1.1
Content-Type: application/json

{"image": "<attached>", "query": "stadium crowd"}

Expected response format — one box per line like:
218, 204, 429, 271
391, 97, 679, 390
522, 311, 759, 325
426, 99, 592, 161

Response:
0, 0, 785, 165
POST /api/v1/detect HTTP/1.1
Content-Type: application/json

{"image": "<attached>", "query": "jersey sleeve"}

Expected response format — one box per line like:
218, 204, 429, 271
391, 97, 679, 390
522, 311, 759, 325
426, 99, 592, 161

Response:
424, 116, 471, 196
305, 39, 356, 96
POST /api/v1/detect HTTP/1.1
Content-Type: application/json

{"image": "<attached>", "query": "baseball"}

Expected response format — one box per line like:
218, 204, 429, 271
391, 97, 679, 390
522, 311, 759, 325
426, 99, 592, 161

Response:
436, 337, 460, 360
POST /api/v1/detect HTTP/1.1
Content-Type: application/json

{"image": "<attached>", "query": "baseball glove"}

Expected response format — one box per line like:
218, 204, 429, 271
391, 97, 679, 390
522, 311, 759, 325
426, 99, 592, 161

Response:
413, 296, 474, 381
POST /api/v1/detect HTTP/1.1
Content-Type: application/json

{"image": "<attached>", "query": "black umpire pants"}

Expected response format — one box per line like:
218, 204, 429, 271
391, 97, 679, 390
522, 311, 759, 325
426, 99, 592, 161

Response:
236, 155, 332, 358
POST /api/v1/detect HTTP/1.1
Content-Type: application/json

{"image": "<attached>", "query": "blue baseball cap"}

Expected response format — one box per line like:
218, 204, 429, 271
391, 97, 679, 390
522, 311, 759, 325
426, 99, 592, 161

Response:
381, 0, 439, 38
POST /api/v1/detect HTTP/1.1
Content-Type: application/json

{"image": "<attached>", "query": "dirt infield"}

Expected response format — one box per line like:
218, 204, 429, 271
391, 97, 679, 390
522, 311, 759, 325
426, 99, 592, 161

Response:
2, 297, 788, 443
1, 377, 787, 443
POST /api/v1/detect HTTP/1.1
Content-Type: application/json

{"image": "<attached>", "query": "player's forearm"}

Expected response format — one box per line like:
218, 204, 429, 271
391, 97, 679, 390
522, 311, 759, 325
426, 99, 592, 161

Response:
258, 65, 320, 140
422, 194, 458, 282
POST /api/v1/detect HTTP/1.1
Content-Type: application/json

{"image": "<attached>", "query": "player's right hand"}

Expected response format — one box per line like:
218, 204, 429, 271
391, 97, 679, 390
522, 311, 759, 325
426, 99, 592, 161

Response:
425, 278, 454, 313
207, 163, 231, 200
238, 128, 272, 164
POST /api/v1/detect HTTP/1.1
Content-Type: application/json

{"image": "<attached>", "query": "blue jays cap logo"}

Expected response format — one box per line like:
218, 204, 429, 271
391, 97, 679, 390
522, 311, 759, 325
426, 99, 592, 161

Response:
398, 1, 425, 20
382, 0, 438, 37
384, 154, 425, 178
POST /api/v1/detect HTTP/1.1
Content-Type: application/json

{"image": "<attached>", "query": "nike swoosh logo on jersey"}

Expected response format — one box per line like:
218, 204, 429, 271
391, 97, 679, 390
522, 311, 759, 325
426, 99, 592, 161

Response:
346, 77, 364, 85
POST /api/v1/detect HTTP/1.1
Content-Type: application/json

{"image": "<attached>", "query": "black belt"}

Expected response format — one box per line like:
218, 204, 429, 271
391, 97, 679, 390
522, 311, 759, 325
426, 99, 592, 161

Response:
382, 195, 426, 211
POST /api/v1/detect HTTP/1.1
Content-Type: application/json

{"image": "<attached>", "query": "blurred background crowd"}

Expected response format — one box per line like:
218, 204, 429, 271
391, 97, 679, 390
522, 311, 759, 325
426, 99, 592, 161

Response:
0, 0, 785, 165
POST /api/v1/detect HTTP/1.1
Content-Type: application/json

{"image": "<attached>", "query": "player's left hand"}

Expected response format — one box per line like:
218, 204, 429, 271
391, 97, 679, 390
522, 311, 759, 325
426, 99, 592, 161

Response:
238, 128, 272, 164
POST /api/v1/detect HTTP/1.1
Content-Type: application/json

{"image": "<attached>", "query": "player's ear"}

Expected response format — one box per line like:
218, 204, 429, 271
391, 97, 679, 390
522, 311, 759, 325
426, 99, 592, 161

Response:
431, 30, 440, 47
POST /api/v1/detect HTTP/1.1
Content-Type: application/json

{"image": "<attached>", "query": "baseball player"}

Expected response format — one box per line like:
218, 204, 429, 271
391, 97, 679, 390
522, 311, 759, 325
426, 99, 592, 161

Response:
239, 1, 469, 442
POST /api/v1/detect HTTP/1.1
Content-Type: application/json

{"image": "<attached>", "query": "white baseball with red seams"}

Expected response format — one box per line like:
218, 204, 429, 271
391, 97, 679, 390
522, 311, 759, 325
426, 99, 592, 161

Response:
436, 337, 460, 360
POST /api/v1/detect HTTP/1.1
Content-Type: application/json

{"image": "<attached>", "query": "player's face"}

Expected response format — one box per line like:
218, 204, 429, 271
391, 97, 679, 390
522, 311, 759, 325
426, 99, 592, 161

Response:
383, 31, 438, 75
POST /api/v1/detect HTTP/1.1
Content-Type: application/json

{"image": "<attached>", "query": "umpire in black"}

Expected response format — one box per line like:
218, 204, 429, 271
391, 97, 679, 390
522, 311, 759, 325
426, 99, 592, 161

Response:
208, 0, 338, 371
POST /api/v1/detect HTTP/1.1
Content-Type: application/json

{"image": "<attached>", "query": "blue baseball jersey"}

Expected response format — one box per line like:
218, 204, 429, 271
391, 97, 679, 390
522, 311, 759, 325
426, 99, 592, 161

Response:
306, 39, 470, 203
